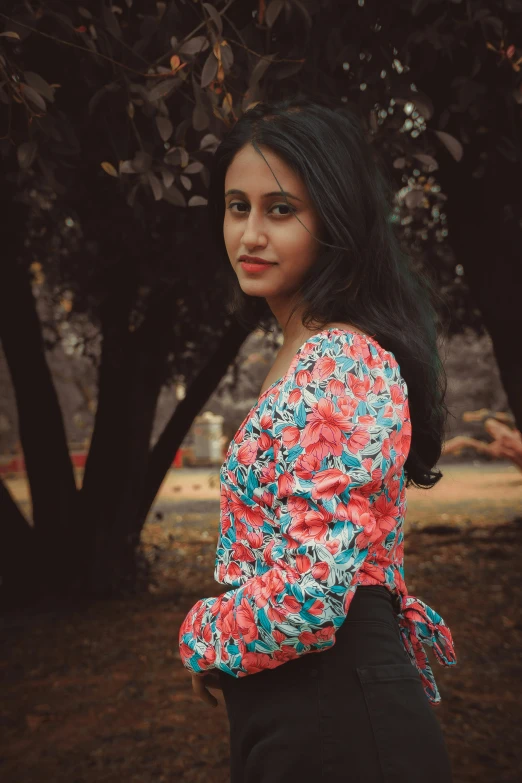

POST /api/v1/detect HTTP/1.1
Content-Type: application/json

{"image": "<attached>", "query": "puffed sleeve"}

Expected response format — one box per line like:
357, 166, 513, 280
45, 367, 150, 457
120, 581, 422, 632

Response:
178, 333, 406, 678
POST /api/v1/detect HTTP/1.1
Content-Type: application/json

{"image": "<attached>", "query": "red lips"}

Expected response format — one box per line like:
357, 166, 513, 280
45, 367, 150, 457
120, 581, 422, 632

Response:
239, 255, 276, 264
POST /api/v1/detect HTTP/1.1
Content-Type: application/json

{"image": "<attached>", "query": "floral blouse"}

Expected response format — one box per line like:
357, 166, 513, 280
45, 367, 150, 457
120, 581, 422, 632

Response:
179, 328, 456, 705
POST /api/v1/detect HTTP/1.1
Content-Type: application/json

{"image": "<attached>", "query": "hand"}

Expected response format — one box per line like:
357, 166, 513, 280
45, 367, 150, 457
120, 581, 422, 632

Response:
191, 670, 222, 707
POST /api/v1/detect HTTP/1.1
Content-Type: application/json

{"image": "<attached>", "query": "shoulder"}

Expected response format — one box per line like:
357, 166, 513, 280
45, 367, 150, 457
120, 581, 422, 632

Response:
290, 329, 403, 385
275, 328, 409, 426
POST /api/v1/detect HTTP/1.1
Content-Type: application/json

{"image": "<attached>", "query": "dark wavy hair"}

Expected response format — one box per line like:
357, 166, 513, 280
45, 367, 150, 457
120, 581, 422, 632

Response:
207, 95, 449, 490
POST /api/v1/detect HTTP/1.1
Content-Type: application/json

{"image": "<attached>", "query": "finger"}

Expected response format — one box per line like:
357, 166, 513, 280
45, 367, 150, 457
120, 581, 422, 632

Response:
202, 672, 223, 690
193, 675, 218, 707
192, 670, 222, 690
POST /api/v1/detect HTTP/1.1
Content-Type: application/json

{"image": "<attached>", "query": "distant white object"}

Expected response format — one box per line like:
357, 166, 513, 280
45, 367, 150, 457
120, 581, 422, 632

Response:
193, 411, 225, 464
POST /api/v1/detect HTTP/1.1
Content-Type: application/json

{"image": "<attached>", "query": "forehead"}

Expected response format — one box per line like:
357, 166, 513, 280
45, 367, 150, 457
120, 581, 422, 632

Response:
224, 144, 304, 194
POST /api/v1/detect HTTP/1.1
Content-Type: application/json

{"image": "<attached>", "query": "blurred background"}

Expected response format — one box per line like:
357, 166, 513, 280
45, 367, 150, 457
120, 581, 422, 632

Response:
0, 1, 521, 781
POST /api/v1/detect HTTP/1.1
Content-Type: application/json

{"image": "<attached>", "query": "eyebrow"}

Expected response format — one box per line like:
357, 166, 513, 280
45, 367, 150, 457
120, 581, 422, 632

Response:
224, 188, 304, 202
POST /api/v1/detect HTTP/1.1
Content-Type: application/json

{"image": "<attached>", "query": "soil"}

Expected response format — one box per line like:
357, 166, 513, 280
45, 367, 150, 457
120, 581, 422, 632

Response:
1, 460, 521, 783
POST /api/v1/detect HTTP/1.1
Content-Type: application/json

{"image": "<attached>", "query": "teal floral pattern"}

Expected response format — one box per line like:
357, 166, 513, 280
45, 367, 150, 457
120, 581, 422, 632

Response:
179, 329, 456, 704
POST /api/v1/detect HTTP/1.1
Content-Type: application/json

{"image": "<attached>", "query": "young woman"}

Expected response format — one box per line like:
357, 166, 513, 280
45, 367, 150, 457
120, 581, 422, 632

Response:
179, 96, 457, 783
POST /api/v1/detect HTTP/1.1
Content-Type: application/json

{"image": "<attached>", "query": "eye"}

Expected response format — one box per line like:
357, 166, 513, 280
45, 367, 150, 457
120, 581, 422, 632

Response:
227, 201, 297, 218
271, 203, 296, 216
226, 201, 248, 214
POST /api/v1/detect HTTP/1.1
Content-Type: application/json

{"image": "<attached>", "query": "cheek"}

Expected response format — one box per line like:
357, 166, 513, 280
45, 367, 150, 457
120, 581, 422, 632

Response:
281, 223, 318, 264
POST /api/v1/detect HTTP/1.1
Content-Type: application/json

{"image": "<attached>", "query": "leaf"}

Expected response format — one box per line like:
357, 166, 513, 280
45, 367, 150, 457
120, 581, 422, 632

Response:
292, 0, 312, 27
193, 101, 209, 131
473, 8, 492, 21
21, 84, 46, 112
162, 184, 187, 207
412, 153, 439, 172
222, 91, 233, 114
412, 0, 430, 15
266, 0, 284, 27
148, 171, 163, 201
220, 41, 234, 71
156, 115, 173, 141
88, 82, 120, 115
199, 133, 220, 151
119, 159, 135, 174
275, 60, 304, 80
132, 151, 152, 173
404, 189, 425, 209
179, 36, 209, 56
170, 55, 181, 71
434, 130, 463, 162
101, 161, 119, 177
24, 72, 55, 103
126, 183, 138, 208
103, 6, 121, 38
482, 15, 503, 37
17, 141, 37, 169
203, 3, 223, 35
496, 135, 520, 162
180, 175, 192, 190
188, 195, 208, 207
192, 74, 209, 131
161, 168, 174, 189
164, 146, 189, 167
250, 53, 276, 86
200, 51, 218, 88
148, 78, 179, 102
0, 31, 20, 40
184, 161, 203, 174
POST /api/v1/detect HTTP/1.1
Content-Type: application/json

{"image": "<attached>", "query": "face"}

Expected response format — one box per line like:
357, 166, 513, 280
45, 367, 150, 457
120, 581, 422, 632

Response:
223, 144, 321, 306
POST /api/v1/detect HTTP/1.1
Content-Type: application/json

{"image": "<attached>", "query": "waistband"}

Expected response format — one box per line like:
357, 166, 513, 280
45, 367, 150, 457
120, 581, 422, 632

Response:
344, 585, 400, 636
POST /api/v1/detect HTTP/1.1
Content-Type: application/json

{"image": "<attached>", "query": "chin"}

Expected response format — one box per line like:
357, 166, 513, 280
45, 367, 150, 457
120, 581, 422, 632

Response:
238, 281, 275, 297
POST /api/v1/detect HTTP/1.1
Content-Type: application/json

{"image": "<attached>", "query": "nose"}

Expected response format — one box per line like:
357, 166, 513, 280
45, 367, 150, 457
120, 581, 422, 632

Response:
241, 209, 268, 249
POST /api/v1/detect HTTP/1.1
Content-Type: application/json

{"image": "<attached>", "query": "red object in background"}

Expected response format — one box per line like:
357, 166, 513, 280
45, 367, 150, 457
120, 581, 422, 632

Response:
0, 449, 185, 475
71, 452, 86, 468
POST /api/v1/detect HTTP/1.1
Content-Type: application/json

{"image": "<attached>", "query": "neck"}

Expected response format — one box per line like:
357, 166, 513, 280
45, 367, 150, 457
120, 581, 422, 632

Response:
265, 294, 312, 346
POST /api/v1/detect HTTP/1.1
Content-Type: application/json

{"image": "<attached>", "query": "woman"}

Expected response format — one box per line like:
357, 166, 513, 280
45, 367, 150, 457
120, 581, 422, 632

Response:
179, 96, 457, 783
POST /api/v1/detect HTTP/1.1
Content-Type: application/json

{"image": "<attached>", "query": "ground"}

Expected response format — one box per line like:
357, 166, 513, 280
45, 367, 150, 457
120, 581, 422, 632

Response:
1, 461, 521, 782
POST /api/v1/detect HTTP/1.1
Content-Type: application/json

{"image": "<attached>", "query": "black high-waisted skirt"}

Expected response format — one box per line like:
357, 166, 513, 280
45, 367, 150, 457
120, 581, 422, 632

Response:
218, 585, 453, 783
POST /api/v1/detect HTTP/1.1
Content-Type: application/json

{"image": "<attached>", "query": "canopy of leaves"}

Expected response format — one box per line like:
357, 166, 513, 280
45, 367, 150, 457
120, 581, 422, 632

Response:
1, 0, 520, 365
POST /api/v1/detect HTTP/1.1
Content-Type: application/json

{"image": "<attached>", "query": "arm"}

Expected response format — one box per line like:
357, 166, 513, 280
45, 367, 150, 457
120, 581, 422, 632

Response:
179, 336, 404, 677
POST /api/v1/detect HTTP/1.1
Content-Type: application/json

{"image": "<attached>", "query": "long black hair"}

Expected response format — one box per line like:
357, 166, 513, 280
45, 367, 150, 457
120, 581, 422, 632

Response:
207, 95, 449, 490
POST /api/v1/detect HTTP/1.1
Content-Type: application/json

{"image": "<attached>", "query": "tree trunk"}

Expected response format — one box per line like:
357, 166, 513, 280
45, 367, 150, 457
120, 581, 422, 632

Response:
136, 319, 251, 528
415, 56, 522, 434
73, 278, 172, 598
436, 157, 522, 433
0, 479, 38, 608
0, 187, 77, 600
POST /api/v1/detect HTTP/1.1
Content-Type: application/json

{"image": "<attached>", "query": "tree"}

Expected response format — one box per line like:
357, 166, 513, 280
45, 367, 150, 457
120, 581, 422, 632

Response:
0, 0, 519, 605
